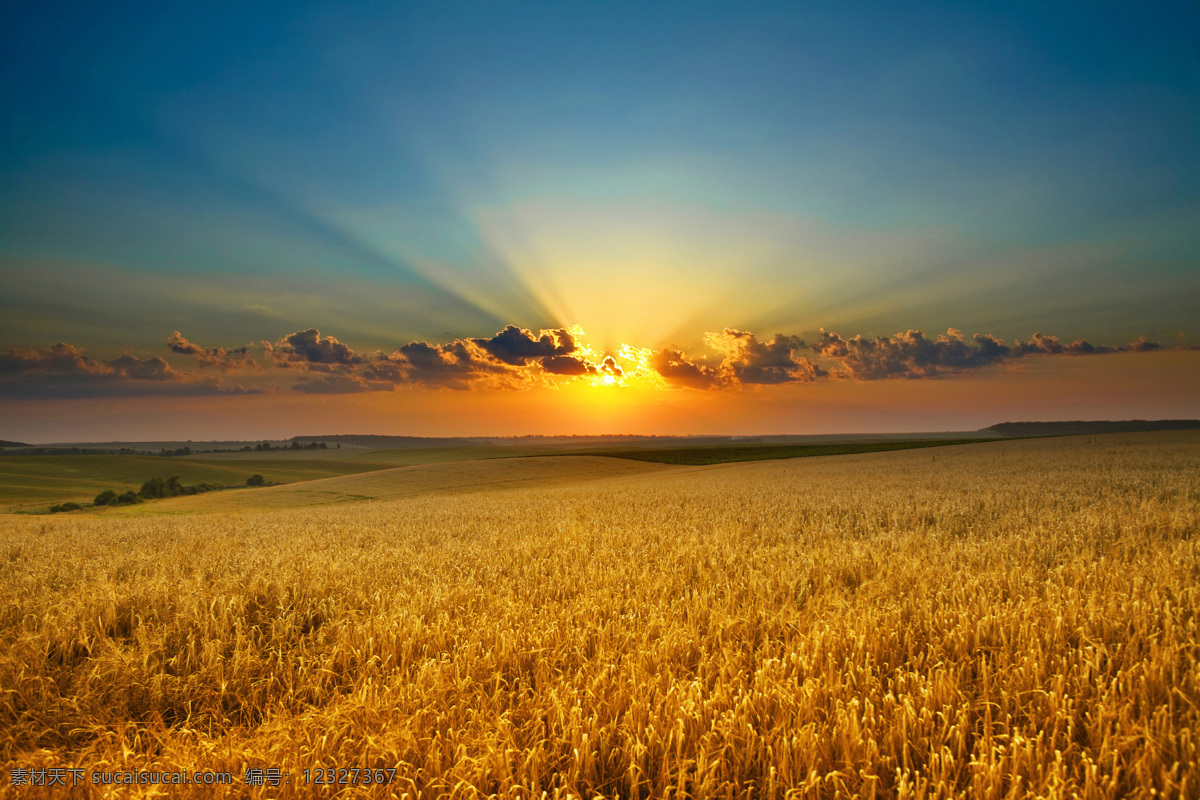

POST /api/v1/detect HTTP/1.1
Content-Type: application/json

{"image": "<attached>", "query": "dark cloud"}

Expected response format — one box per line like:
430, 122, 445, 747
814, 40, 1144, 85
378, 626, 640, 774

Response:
1011, 332, 1120, 356
810, 328, 1010, 380
807, 328, 1161, 380
369, 339, 518, 390
1, 343, 181, 381
652, 348, 723, 389
1, 324, 1169, 399
167, 332, 255, 371
268, 329, 364, 369
972, 332, 1011, 361
359, 327, 586, 389
471, 325, 577, 365
107, 354, 180, 381
0, 342, 94, 375
1129, 337, 1161, 352
706, 329, 825, 384
598, 356, 623, 378
652, 331, 822, 389
397, 341, 490, 389
0, 343, 267, 399
541, 355, 598, 376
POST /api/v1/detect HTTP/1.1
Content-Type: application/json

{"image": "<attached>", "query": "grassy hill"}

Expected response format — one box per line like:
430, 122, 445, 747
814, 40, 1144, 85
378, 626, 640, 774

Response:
106, 456, 675, 514
570, 437, 1000, 465
986, 419, 1200, 437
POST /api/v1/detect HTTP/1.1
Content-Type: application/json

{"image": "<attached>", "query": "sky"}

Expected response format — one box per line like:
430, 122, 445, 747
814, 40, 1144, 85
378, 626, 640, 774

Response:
2, 0, 1198, 441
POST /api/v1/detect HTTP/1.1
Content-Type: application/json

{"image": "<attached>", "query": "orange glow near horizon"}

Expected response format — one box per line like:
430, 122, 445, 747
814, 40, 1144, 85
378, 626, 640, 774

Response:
1, 350, 1197, 444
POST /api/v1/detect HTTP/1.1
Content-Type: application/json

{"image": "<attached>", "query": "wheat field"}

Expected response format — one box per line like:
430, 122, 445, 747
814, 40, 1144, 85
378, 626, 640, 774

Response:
1, 432, 1197, 798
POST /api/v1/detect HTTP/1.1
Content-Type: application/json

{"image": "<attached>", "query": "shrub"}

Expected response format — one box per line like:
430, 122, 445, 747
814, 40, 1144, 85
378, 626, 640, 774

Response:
115, 491, 140, 505
93, 489, 119, 507
47, 502, 81, 513
247, 474, 266, 486
139, 476, 183, 499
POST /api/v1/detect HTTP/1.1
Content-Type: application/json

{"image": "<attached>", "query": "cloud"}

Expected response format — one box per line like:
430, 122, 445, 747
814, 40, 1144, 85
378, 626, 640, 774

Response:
651, 348, 723, 389
359, 326, 587, 389
367, 339, 520, 390
471, 325, 577, 365
167, 332, 256, 371
808, 328, 1162, 380
1128, 337, 1161, 352
268, 329, 364, 370
107, 354, 181, 381
0, 343, 267, 399
1011, 332, 1120, 356
1, 324, 1169, 398
651, 331, 823, 389
541, 355, 598, 376
810, 328, 1012, 380
705, 329, 825, 385
1, 343, 181, 382
1, 342, 92, 375
598, 356, 624, 378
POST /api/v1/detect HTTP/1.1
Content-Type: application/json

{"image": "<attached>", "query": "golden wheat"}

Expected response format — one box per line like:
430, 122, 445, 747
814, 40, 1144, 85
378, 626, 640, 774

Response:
1, 432, 1197, 798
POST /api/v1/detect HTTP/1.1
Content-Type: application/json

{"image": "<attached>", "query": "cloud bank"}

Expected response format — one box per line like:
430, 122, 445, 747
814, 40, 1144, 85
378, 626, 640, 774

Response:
0, 343, 265, 399
0, 325, 1169, 398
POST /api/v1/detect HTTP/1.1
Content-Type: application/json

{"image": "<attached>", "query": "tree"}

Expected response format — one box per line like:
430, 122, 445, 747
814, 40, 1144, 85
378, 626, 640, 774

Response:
139, 475, 183, 499
247, 474, 266, 486
93, 489, 119, 506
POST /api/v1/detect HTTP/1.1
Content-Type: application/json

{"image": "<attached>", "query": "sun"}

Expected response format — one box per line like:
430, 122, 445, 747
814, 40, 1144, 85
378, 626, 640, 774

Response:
564, 325, 669, 390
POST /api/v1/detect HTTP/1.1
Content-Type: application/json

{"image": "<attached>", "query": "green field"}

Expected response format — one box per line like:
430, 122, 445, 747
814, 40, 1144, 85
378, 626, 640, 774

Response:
574, 437, 1001, 465
338, 445, 567, 464
0, 455, 395, 509
0, 436, 1011, 512
105, 456, 675, 514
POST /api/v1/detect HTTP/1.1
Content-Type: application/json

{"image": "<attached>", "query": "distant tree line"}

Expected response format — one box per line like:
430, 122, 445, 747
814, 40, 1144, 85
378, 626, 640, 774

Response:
9, 442, 332, 457
6, 447, 155, 456
252, 441, 328, 451
164, 441, 331, 453
88, 476, 224, 508
90, 490, 141, 507
47, 468, 277, 513
137, 475, 224, 499
986, 420, 1200, 437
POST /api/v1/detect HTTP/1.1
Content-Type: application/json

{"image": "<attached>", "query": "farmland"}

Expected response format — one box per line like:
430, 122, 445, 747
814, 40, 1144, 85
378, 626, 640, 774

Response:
571, 438, 1000, 466
0, 436, 1007, 514
0, 455, 392, 510
109, 456, 674, 514
0, 431, 1197, 797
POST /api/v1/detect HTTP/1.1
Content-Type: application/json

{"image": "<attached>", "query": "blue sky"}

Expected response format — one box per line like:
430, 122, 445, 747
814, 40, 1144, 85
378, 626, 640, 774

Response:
1, 1, 1197, 437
